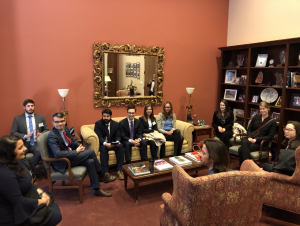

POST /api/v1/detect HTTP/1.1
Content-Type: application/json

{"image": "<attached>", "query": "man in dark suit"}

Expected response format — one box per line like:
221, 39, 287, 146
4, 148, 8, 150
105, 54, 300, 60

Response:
147, 74, 155, 96
11, 99, 49, 170
94, 109, 124, 180
119, 105, 147, 164
47, 112, 115, 197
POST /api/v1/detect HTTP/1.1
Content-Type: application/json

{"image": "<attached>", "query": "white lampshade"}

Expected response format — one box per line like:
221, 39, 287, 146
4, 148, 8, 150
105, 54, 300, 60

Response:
58, 89, 69, 98
105, 75, 111, 82
186, 87, 195, 95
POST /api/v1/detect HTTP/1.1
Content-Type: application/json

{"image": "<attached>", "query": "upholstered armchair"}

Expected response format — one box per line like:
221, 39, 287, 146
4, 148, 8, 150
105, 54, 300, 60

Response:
160, 163, 271, 226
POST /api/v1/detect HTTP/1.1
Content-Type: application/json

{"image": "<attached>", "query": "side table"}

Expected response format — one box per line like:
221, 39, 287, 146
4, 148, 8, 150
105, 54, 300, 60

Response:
193, 126, 213, 142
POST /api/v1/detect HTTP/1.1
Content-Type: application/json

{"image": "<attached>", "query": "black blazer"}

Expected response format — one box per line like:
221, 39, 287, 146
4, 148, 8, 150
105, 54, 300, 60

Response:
247, 115, 276, 143
147, 80, 155, 96
138, 116, 158, 134
212, 110, 234, 132
47, 126, 80, 173
119, 118, 143, 141
94, 119, 121, 146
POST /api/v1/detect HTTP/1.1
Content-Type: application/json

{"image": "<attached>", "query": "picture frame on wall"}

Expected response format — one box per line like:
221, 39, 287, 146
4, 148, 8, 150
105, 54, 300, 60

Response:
133, 63, 137, 69
255, 54, 268, 67
133, 71, 137, 77
224, 70, 237, 83
272, 112, 280, 124
223, 89, 237, 101
289, 93, 300, 109
252, 95, 259, 103
137, 71, 140, 79
275, 96, 282, 106
250, 108, 259, 118
137, 62, 140, 69
130, 71, 134, 76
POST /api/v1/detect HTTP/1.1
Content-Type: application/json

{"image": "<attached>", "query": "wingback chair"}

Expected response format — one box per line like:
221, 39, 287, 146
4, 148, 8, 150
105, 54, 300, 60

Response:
37, 131, 88, 203
160, 163, 271, 226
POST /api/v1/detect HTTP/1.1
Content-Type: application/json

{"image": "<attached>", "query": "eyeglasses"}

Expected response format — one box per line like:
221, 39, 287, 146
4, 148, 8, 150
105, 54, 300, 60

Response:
128, 112, 135, 115
283, 128, 295, 132
53, 120, 65, 124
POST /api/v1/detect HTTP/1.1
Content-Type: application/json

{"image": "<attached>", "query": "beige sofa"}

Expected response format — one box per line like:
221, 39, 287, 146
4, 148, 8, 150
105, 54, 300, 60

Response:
80, 115, 194, 166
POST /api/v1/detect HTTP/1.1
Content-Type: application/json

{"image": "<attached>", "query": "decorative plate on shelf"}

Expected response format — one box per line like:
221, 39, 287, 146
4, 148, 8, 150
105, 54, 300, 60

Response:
260, 88, 278, 103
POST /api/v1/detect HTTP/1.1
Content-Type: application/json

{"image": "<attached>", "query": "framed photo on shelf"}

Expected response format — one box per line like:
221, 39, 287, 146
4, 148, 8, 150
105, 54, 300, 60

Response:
240, 75, 247, 85
294, 74, 300, 88
250, 108, 259, 118
233, 108, 244, 117
272, 112, 280, 124
252, 95, 259, 103
223, 89, 237, 101
255, 54, 268, 67
238, 94, 245, 102
231, 77, 240, 84
275, 96, 282, 106
224, 70, 237, 83
289, 93, 300, 109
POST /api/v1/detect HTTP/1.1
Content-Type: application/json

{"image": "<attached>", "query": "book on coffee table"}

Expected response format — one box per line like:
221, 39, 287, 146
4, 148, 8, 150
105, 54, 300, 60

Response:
185, 151, 201, 163
128, 163, 150, 176
154, 159, 173, 171
169, 156, 192, 166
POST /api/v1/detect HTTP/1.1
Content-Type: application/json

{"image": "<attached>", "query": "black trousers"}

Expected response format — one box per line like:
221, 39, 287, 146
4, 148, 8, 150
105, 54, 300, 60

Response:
263, 162, 294, 176
24, 141, 41, 169
43, 202, 62, 226
100, 143, 124, 173
146, 140, 166, 159
238, 137, 268, 166
215, 130, 233, 148
164, 129, 184, 156
122, 140, 147, 162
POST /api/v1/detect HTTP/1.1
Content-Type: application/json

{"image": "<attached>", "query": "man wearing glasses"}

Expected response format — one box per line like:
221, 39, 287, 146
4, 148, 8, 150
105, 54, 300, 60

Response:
119, 105, 147, 164
47, 112, 114, 197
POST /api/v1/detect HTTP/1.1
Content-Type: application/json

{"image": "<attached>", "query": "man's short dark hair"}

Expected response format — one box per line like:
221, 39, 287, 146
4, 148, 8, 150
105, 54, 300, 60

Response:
127, 105, 136, 112
23, 99, 35, 106
52, 112, 65, 121
102, 109, 112, 116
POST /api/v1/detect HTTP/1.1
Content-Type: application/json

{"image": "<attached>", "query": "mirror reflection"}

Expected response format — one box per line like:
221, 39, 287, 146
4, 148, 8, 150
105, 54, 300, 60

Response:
104, 53, 157, 97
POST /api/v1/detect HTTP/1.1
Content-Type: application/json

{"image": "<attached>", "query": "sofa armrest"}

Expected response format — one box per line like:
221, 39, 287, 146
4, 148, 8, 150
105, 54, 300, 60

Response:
176, 120, 194, 151
80, 125, 99, 156
240, 159, 262, 172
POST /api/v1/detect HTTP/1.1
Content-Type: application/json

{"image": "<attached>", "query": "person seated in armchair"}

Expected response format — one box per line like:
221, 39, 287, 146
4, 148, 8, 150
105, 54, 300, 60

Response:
94, 109, 124, 180
119, 106, 147, 164
47, 112, 115, 197
199, 139, 231, 175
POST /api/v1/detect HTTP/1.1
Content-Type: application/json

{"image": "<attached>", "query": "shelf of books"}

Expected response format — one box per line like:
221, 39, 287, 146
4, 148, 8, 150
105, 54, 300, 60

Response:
219, 37, 300, 152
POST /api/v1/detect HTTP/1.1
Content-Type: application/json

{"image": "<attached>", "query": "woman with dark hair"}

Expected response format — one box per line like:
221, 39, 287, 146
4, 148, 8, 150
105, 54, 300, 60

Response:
199, 139, 231, 175
263, 121, 300, 175
212, 99, 234, 148
157, 101, 184, 156
139, 104, 165, 159
0, 135, 62, 226
238, 101, 276, 166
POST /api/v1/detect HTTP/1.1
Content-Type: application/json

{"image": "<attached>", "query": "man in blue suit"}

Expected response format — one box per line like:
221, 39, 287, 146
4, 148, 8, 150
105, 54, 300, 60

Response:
47, 112, 115, 197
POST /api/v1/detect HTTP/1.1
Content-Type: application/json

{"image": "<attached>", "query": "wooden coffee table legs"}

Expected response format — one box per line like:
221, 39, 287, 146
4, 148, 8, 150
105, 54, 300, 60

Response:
123, 171, 140, 203
124, 171, 128, 189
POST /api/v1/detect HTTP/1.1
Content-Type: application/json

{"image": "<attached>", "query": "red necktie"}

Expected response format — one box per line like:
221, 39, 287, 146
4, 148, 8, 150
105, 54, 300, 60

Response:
63, 131, 71, 146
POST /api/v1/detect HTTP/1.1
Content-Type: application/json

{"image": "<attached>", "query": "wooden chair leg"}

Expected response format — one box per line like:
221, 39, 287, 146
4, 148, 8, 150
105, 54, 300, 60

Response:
62, 181, 65, 186
49, 180, 54, 193
78, 180, 83, 203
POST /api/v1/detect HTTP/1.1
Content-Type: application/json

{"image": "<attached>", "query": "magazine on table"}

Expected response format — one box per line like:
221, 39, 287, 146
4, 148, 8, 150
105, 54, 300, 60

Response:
169, 156, 192, 166
128, 163, 150, 176
185, 151, 201, 163
154, 159, 173, 171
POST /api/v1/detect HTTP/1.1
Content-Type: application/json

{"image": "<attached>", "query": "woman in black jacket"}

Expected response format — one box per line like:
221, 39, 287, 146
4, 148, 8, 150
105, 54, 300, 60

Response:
212, 100, 234, 148
263, 121, 300, 176
238, 101, 276, 166
139, 104, 165, 159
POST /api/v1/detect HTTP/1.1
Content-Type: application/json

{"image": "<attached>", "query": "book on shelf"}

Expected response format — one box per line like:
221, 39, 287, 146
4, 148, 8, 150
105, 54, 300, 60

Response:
169, 156, 192, 166
128, 163, 150, 176
185, 151, 201, 163
154, 159, 173, 171
286, 71, 291, 88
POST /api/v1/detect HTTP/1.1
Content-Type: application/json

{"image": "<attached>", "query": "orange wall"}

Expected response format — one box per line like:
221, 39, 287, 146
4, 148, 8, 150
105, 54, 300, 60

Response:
0, 0, 228, 136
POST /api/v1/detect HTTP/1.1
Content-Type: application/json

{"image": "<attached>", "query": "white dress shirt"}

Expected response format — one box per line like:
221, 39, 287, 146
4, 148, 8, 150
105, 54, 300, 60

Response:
24, 113, 36, 142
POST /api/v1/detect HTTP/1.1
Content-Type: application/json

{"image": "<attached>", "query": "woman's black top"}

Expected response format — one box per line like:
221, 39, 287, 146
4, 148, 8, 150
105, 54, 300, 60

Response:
212, 110, 234, 132
247, 114, 276, 143
139, 116, 157, 134
0, 161, 38, 226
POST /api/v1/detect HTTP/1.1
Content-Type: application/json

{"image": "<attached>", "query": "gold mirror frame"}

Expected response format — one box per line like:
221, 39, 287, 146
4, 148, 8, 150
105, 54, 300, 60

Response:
93, 42, 165, 107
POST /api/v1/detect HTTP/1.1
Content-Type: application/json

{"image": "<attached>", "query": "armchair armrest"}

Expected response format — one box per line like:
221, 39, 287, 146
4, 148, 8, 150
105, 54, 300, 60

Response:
80, 125, 99, 155
258, 139, 272, 161
176, 120, 194, 151
161, 193, 172, 206
43, 157, 74, 181
233, 133, 247, 146
240, 159, 262, 172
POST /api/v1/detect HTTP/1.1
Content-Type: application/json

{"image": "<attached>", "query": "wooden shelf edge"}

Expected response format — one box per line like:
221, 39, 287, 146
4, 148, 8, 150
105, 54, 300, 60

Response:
249, 85, 283, 88
250, 66, 284, 69
221, 83, 246, 86
284, 108, 300, 112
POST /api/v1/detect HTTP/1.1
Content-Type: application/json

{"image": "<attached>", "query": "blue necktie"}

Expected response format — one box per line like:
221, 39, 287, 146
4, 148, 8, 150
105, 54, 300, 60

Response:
28, 115, 34, 146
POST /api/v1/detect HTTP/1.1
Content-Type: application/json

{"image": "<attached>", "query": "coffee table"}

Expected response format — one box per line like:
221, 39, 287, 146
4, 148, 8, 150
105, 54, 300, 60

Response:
122, 157, 204, 203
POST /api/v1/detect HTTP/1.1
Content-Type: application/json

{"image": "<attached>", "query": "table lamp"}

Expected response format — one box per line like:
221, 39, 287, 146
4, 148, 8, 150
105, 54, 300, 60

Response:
186, 87, 194, 124
58, 89, 69, 116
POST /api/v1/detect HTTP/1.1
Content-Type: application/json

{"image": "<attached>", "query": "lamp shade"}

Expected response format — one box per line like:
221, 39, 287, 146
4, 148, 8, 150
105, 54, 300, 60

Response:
186, 87, 195, 95
58, 89, 69, 98
105, 75, 111, 82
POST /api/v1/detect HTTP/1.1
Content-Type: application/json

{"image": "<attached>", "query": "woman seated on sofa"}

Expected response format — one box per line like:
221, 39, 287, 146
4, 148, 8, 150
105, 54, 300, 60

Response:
212, 99, 234, 148
238, 101, 276, 166
139, 104, 165, 159
199, 139, 231, 175
0, 135, 62, 226
157, 101, 184, 156
263, 121, 300, 176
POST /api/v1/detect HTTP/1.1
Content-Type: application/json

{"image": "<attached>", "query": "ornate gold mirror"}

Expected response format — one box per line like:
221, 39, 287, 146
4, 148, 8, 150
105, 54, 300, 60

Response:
93, 42, 164, 107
